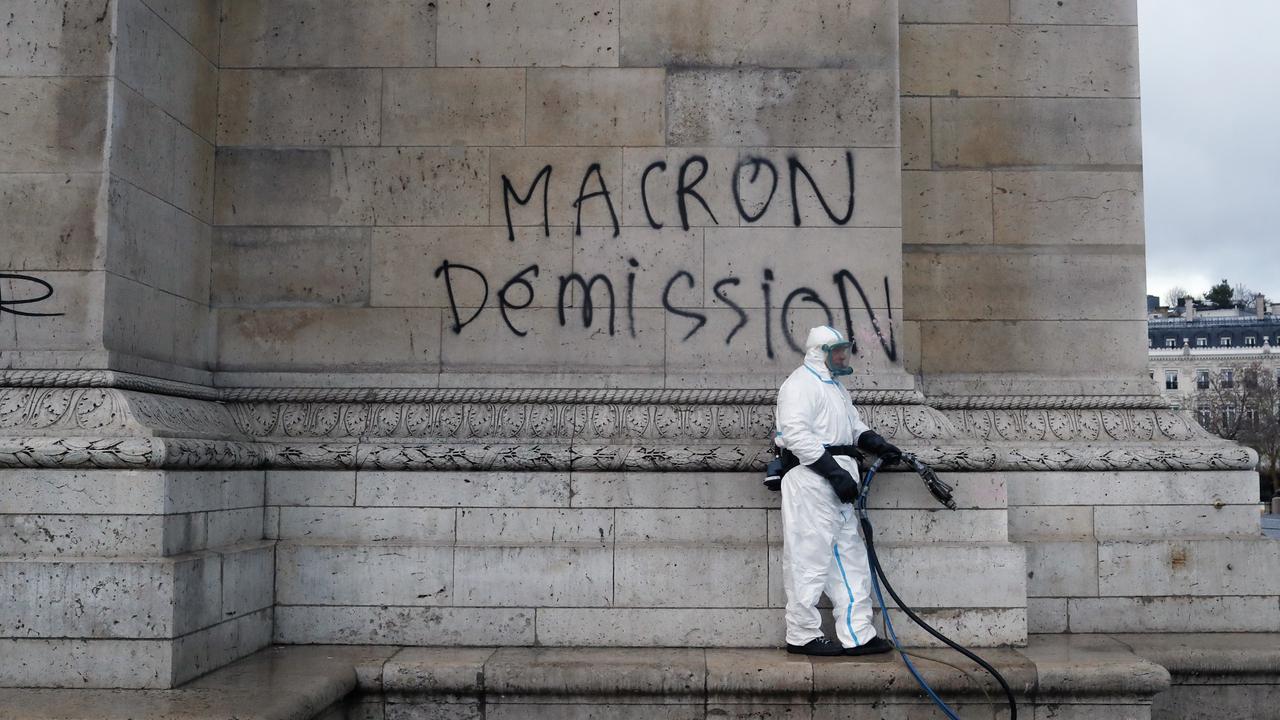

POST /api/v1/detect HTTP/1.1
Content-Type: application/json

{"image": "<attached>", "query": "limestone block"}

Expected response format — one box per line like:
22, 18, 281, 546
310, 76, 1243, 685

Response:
902, 25, 1138, 98
1028, 598, 1068, 633
171, 120, 216, 222
278, 507, 455, 543
527, 69, 665, 147
206, 508, 265, 548
1025, 541, 1098, 597
115, 0, 217, 140
905, 249, 1146, 321
902, 170, 992, 245
573, 227, 703, 308
383, 69, 525, 147
1098, 539, 1280, 596
616, 543, 767, 608
900, 98, 931, 171
617, 509, 766, 544
570, 472, 777, 509
356, 472, 571, 508
436, 0, 618, 67
214, 147, 488, 226
107, 177, 211, 302
917, 319, 1147, 376
267, 471, 357, 507
0, 553, 220, 638
220, 543, 274, 618
861, 508, 1008, 543
142, 0, 220, 61
620, 148, 740, 229
1009, 506, 1095, 541
276, 543, 453, 606
485, 647, 704, 702
439, 308, 666, 376
102, 274, 180, 363
371, 226, 574, 309
1011, 0, 1138, 25
0, 514, 166, 558
456, 509, 613, 544
0, 0, 114, 75
109, 80, 177, 205
1093, 505, 1262, 540
719, 148, 901, 229
217, 307, 442, 372
667, 69, 897, 148
899, 0, 1009, 23
0, 173, 103, 272
878, 607, 1028, 648
863, 473, 1007, 510
0, 77, 107, 173
932, 98, 1141, 168
454, 544, 612, 607
0, 638, 171, 688
218, 69, 381, 146
1005, 471, 1260, 507
275, 606, 535, 645
212, 226, 371, 308
171, 608, 273, 687
220, 0, 437, 67
703, 227, 903, 308
1067, 596, 1280, 633
0, 470, 162, 515
534, 608, 784, 646
0, 270, 105, 353
993, 171, 1144, 245
487, 706, 699, 720
263, 508, 280, 540
704, 648, 811, 704
489, 147, 624, 231
164, 471, 265, 515
875, 543, 1026, 608
621, 0, 895, 68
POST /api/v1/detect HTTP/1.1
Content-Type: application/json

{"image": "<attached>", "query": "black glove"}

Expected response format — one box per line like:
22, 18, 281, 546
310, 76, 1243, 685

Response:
807, 450, 859, 503
857, 431, 903, 467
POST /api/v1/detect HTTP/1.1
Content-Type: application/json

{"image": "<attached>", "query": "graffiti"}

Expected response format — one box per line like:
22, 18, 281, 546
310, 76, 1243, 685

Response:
0, 273, 64, 318
501, 150, 857, 238
433, 260, 896, 362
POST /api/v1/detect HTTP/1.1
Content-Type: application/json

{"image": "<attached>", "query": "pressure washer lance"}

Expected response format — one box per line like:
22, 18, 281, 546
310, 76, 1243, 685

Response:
857, 454, 1017, 719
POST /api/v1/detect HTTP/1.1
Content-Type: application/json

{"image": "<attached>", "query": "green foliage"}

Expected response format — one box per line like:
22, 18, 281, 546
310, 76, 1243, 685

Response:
1206, 279, 1235, 309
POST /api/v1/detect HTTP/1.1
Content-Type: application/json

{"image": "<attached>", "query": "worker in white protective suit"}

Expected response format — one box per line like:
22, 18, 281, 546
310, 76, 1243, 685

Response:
775, 326, 903, 656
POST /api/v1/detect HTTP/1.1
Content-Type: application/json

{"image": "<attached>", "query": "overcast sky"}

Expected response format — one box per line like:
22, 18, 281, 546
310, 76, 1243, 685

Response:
1139, 0, 1280, 302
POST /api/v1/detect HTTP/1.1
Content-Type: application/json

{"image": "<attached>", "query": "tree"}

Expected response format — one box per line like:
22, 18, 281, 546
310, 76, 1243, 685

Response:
1233, 283, 1258, 308
1205, 279, 1234, 309
1164, 286, 1190, 307
1196, 360, 1280, 499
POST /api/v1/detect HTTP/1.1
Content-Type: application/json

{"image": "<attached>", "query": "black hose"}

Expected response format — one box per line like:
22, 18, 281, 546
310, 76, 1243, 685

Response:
859, 514, 1019, 718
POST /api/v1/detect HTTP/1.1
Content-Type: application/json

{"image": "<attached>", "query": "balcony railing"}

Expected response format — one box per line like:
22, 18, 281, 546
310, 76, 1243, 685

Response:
1149, 315, 1276, 328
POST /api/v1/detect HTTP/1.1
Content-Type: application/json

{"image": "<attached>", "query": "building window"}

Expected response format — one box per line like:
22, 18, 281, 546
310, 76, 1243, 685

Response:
1246, 407, 1258, 427
1220, 336, 1233, 347
1196, 369, 1210, 390
1245, 369, 1258, 388
1222, 369, 1234, 388
1165, 370, 1178, 390
1197, 404, 1211, 427
1196, 336, 1208, 347
1245, 335, 1258, 346
1165, 337, 1177, 348
1224, 404, 1237, 425
1148, 369, 1154, 380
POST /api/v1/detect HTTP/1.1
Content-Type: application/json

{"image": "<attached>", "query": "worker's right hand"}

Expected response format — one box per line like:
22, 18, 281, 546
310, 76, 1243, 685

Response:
807, 451, 859, 504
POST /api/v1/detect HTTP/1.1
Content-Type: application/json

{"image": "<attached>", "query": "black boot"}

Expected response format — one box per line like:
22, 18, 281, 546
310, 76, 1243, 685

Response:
845, 636, 893, 656
786, 637, 845, 656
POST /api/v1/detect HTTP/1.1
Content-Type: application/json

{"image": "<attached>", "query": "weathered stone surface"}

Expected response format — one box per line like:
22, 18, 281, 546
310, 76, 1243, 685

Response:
1098, 539, 1280, 597
0, 514, 166, 557
0, 0, 115, 76
0, 271, 104, 353
993, 171, 1144, 245
902, 25, 1139, 98
215, 147, 488, 226
620, 0, 896, 68
1028, 597, 1068, 633
573, 227, 703, 308
1009, 506, 1095, 541
667, 70, 897, 148
356, 472, 571, 508
218, 70, 381, 146
276, 543, 453, 606
932, 98, 1141, 168
0, 173, 103, 272
489, 147, 624, 231
220, 543, 274, 618
724, 148, 901, 229
0, 637, 172, 688
1093, 505, 1262, 540
0, 77, 107, 173
213, 227, 371, 307
143, 0, 220, 62
383, 69, 525, 147
220, 0, 437, 67
527, 69, 665, 147
1005, 471, 1260, 507
206, 508, 266, 548
454, 544, 613, 607
1011, 0, 1138, 25
1026, 541, 1098, 597
217, 308, 442, 372
902, 170, 992, 245
275, 606, 535, 645
456, 509, 614, 544
116, 0, 218, 140
267, 471, 357, 507
486, 705, 700, 720
278, 507, 455, 543
619, 147, 739, 228
917, 319, 1148, 375
436, 0, 618, 67
536, 608, 782, 646
900, 0, 1009, 23
1067, 597, 1280, 633
107, 177, 211, 302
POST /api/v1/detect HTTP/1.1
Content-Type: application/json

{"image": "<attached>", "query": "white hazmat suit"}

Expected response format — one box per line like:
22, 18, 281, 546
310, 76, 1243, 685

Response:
775, 326, 876, 650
